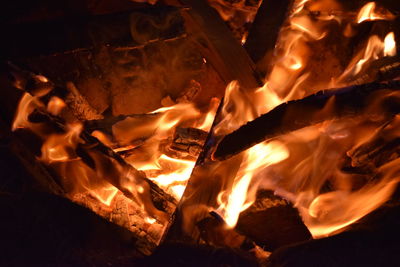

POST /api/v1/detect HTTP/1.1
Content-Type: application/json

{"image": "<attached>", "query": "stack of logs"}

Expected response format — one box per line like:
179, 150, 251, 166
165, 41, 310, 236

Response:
1, 0, 400, 266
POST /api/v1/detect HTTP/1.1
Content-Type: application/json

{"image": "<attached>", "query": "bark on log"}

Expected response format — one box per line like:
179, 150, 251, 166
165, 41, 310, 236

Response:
214, 80, 400, 161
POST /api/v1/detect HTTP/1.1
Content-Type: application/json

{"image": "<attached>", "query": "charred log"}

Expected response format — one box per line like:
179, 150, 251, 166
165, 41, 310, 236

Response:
244, 0, 294, 71
236, 190, 312, 252
214, 80, 400, 161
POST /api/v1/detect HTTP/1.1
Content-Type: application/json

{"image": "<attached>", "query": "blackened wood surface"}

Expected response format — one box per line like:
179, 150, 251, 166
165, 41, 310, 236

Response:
244, 0, 294, 65
214, 81, 400, 161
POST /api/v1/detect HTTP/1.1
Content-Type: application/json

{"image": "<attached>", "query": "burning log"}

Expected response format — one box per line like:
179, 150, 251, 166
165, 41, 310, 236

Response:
0, 66, 178, 255
163, 0, 301, 251
244, 0, 294, 68
214, 80, 400, 161
236, 190, 311, 251
195, 190, 312, 252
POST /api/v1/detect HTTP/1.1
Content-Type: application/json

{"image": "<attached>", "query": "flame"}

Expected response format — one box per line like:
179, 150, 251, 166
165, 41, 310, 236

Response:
89, 185, 119, 206
47, 96, 66, 116
12, 93, 41, 131
384, 32, 396, 57
112, 101, 215, 200
203, 0, 400, 237
336, 32, 397, 84
11, 0, 400, 242
357, 2, 394, 23
40, 123, 83, 163
216, 141, 289, 228
146, 154, 196, 199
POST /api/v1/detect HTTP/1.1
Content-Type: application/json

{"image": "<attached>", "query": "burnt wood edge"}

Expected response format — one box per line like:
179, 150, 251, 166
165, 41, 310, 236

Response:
214, 80, 400, 161
244, 0, 295, 70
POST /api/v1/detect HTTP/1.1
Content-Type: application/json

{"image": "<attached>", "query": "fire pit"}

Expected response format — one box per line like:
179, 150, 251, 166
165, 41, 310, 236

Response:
1, 0, 400, 266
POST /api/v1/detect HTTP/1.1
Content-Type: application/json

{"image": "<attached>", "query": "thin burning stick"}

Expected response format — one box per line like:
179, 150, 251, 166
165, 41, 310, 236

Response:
213, 80, 400, 161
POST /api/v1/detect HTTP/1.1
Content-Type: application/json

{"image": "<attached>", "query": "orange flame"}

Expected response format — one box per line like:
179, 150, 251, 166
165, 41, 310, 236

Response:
206, 0, 400, 237
384, 32, 396, 57
216, 141, 289, 228
357, 2, 395, 23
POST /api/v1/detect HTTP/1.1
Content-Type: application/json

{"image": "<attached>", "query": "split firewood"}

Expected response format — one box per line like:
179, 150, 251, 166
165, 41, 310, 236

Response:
353, 56, 400, 85
244, 0, 294, 72
341, 116, 400, 179
164, 0, 293, 246
165, 0, 262, 89
214, 80, 400, 161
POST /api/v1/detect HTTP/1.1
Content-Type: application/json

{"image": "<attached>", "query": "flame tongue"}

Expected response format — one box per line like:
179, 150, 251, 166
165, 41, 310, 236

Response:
216, 141, 289, 228
10, 0, 400, 242
357, 2, 395, 23
206, 0, 400, 238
